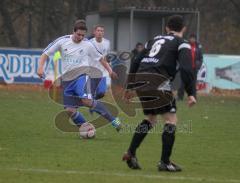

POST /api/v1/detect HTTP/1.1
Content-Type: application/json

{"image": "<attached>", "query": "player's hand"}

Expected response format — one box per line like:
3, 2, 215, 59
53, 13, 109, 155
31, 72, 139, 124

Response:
123, 90, 135, 103
109, 71, 118, 79
187, 96, 197, 107
37, 67, 44, 79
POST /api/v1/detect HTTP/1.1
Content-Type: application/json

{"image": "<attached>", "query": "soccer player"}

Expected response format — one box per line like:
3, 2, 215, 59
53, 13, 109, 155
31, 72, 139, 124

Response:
89, 25, 111, 100
37, 20, 122, 131
122, 15, 196, 171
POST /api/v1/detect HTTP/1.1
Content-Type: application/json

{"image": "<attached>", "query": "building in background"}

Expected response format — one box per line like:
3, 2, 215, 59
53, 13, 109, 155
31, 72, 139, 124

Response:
86, 7, 199, 51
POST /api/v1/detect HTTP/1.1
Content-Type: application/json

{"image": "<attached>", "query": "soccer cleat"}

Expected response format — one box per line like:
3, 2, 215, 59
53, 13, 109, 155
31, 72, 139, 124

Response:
158, 161, 182, 172
111, 117, 122, 132
122, 152, 141, 170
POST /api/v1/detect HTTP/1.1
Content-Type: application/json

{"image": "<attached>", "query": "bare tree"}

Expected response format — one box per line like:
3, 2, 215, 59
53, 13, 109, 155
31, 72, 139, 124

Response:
229, 0, 240, 14
0, 0, 20, 46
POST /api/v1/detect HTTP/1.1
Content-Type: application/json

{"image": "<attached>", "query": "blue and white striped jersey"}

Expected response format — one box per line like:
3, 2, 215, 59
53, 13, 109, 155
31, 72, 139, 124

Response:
89, 38, 110, 77
43, 35, 103, 77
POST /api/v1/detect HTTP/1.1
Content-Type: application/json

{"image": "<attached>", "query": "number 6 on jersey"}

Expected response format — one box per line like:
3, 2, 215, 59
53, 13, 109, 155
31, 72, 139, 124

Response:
149, 39, 165, 57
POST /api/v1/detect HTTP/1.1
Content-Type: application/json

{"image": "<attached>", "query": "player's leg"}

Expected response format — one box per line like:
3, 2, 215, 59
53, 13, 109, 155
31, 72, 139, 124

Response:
127, 114, 157, 157
95, 77, 107, 99
158, 103, 182, 172
89, 77, 122, 129
122, 92, 161, 169
89, 77, 107, 114
65, 107, 86, 127
159, 113, 178, 165
62, 79, 87, 127
81, 97, 122, 131
122, 114, 157, 169
76, 76, 122, 131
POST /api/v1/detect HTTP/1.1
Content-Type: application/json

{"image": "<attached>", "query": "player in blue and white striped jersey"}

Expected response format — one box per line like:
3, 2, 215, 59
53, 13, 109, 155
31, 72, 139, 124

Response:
37, 20, 122, 131
89, 25, 111, 99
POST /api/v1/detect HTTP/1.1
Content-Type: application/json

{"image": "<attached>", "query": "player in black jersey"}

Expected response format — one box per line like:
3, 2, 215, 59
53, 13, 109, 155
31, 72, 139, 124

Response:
122, 15, 197, 172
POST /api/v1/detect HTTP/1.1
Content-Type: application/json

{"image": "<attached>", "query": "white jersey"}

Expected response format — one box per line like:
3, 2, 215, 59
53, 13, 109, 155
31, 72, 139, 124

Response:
43, 35, 103, 80
89, 37, 110, 77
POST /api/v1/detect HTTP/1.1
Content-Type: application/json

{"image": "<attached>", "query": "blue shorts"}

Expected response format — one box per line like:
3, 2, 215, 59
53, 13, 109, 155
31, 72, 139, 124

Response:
62, 75, 92, 108
90, 77, 107, 99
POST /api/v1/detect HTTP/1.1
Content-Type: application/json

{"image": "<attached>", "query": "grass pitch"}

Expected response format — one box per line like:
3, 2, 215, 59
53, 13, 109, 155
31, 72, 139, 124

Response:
0, 89, 240, 183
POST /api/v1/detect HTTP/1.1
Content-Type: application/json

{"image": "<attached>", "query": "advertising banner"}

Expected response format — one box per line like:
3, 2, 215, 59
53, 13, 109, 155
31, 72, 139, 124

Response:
0, 48, 61, 84
197, 54, 240, 92
1, 48, 240, 92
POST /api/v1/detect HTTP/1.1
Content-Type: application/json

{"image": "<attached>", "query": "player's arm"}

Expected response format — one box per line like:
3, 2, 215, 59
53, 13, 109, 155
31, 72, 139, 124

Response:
124, 40, 151, 102
106, 40, 111, 54
126, 46, 148, 90
37, 54, 49, 78
105, 40, 111, 62
99, 57, 117, 79
88, 42, 117, 79
178, 42, 196, 106
126, 40, 153, 89
123, 49, 147, 102
89, 41, 117, 79
37, 38, 61, 78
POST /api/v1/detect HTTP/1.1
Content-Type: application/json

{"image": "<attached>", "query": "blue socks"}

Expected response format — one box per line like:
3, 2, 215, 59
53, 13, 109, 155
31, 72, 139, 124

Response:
71, 111, 86, 126
70, 100, 116, 127
91, 100, 115, 122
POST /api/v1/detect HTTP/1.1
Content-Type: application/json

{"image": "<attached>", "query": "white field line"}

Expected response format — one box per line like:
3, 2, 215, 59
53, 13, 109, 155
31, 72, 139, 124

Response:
0, 167, 240, 183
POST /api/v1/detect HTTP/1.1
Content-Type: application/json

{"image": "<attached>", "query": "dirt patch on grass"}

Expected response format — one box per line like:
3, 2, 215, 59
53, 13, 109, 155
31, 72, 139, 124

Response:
210, 87, 240, 97
0, 83, 45, 92
1, 84, 240, 97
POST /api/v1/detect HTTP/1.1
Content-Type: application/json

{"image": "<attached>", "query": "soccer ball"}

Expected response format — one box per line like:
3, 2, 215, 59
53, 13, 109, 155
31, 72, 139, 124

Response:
79, 122, 96, 139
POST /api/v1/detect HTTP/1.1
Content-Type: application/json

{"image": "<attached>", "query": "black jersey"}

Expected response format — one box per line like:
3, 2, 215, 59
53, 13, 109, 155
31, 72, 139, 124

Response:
128, 33, 194, 96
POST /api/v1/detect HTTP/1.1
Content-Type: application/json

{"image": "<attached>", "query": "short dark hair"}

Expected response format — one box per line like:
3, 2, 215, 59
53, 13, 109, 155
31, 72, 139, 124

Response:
73, 19, 87, 32
135, 42, 143, 47
94, 24, 104, 30
166, 15, 185, 32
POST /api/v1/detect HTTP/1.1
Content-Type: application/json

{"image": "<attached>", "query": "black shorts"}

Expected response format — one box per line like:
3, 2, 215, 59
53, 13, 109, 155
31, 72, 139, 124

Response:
134, 72, 176, 115
137, 91, 177, 115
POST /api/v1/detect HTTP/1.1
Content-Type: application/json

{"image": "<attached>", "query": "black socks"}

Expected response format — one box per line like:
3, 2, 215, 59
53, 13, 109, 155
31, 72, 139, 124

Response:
161, 123, 176, 164
128, 119, 153, 156
128, 120, 176, 164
